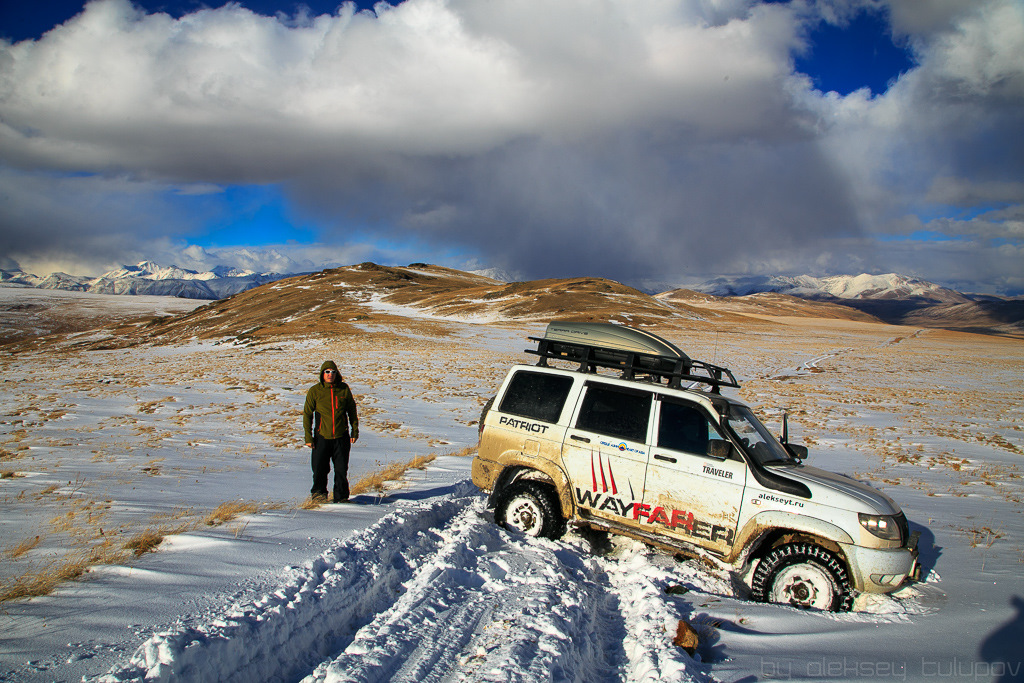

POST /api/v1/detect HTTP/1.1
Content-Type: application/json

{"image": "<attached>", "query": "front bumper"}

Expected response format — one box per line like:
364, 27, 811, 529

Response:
841, 531, 920, 594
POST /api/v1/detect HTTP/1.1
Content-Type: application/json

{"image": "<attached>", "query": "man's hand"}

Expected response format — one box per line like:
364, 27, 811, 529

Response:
305, 442, 312, 448
350, 437, 357, 445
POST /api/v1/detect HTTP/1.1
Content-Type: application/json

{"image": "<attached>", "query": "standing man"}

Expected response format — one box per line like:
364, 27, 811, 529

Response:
303, 360, 359, 503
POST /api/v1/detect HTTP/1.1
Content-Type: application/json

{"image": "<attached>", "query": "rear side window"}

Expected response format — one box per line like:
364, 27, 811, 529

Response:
499, 371, 574, 423
575, 384, 652, 442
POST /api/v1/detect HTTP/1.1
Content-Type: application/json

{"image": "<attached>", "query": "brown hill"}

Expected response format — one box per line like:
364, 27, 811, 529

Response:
900, 299, 1024, 337
90, 263, 749, 348
0, 288, 203, 345
656, 289, 881, 323
13, 263, 1019, 353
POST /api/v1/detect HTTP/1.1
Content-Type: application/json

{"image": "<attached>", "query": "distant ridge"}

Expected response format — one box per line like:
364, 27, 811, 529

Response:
687, 273, 1022, 335
691, 273, 969, 303
115, 262, 713, 346
3, 262, 1021, 338
1, 260, 292, 300
469, 267, 521, 283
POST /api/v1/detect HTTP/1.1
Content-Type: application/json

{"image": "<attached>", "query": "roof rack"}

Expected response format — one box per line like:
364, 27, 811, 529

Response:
526, 321, 739, 393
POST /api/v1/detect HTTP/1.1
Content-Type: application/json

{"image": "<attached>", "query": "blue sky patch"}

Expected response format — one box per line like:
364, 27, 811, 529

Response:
795, 9, 915, 96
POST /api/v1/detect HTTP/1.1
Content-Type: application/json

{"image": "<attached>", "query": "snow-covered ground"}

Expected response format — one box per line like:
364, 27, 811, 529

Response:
1, 316, 1022, 682
0, 287, 205, 343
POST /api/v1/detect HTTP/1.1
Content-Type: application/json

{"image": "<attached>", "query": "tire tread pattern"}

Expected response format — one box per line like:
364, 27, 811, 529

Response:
750, 542, 854, 612
495, 480, 566, 540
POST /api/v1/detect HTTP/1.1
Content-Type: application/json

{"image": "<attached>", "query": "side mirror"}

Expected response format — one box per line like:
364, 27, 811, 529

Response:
707, 440, 733, 459
785, 444, 808, 461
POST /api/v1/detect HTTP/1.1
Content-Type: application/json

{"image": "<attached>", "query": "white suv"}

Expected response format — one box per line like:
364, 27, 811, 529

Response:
472, 321, 919, 611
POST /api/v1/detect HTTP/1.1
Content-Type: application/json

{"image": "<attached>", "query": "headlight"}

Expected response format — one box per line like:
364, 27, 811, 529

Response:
859, 513, 903, 542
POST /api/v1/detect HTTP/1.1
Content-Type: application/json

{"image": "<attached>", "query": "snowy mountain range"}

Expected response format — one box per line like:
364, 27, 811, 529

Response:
468, 266, 521, 283
0, 260, 293, 300
1, 260, 1010, 315
683, 272, 1023, 335
689, 273, 973, 303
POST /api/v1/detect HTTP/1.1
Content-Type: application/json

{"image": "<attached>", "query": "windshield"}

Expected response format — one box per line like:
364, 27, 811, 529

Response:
724, 404, 794, 466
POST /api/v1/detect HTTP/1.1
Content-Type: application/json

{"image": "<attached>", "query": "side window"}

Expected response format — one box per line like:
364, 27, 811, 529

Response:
498, 371, 574, 423
658, 401, 726, 456
575, 384, 652, 442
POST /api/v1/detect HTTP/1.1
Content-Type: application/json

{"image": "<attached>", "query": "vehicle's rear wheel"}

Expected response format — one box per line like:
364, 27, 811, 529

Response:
750, 542, 853, 612
495, 480, 565, 539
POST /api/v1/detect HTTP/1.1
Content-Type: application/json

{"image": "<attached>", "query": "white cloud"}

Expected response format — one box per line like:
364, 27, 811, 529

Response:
0, 0, 808, 173
1, 0, 1021, 293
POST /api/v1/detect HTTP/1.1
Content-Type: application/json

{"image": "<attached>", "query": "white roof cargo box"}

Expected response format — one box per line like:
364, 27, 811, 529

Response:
527, 320, 739, 393
541, 322, 688, 360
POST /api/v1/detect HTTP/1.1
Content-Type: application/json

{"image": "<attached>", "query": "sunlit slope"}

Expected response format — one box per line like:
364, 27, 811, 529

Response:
104, 263, 757, 345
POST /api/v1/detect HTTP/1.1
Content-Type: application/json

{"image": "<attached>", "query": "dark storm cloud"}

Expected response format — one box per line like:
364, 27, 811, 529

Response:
0, 170, 218, 273
291, 130, 860, 282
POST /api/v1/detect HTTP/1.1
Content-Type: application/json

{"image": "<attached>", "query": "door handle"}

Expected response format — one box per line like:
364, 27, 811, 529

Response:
570, 434, 591, 443
654, 454, 677, 463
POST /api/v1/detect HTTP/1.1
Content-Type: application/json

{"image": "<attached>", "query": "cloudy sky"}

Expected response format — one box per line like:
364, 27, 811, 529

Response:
1, 0, 1022, 293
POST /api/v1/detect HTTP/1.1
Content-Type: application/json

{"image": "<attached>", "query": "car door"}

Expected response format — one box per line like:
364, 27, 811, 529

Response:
561, 381, 653, 526
639, 396, 747, 555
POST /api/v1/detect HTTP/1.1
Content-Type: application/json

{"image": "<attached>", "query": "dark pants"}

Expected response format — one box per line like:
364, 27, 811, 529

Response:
311, 436, 350, 501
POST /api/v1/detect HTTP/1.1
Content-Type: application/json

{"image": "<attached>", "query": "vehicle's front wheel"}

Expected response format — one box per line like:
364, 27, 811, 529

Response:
750, 542, 853, 612
495, 481, 565, 540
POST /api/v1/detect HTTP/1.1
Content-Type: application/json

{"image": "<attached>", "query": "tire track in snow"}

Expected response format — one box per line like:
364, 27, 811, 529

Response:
599, 550, 718, 683
301, 500, 630, 683
97, 483, 714, 683
766, 348, 852, 380
767, 331, 928, 381
96, 484, 480, 683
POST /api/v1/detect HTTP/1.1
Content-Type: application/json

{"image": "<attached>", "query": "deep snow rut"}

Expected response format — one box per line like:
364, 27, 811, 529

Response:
300, 496, 629, 683
97, 483, 708, 683
97, 487, 481, 683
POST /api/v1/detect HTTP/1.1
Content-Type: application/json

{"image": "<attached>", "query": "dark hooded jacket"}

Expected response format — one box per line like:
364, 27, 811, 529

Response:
303, 360, 359, 443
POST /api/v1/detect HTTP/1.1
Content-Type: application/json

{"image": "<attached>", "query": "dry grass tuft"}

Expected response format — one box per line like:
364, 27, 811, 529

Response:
203, 500, 259, 526
140, 458, 163, 476
964, 525, 1003, 548
342, 447, 472, 500
350, 462, 405, 496
0, 498, 280, 603
0, 553, 94, 603
122, 528, 168, 556
299, 496, 324, 509
349, 451, 446, 496
5, 535, 42, 559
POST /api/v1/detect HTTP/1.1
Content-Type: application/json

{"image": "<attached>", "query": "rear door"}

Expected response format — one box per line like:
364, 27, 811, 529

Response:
639, 397, 747, 555
489, 369, 576, 461
561, 381, 653, 526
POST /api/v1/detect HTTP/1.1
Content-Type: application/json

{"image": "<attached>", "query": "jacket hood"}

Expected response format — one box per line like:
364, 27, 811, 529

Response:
319, 360, 341, 384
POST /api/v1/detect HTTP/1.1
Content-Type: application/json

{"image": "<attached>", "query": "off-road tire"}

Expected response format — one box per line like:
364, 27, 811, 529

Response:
750, 542, 853, 612
495, 481, 566, 540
